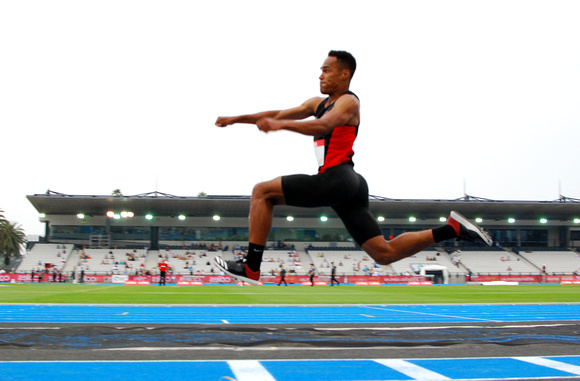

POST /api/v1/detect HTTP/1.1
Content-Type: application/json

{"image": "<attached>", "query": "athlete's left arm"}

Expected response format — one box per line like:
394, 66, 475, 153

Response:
256, 94, 359, 136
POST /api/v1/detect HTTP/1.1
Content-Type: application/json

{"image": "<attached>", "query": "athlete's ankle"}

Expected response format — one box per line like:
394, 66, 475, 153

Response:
246, 242, 265, 272
432, 224, 457, 243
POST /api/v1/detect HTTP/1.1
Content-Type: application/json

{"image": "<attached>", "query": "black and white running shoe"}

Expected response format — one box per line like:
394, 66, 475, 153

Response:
448, 211, 493, 246
214, 256, 261, 285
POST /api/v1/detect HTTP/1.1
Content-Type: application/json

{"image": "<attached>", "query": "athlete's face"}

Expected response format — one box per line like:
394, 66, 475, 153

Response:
319, 56, 348, 95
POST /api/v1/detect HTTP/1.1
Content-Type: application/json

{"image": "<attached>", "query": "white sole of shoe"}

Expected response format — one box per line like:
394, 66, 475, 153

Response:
450, 211, 493, 246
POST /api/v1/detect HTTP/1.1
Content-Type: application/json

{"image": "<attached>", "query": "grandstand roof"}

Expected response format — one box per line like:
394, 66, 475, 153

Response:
27, 190, 580, 221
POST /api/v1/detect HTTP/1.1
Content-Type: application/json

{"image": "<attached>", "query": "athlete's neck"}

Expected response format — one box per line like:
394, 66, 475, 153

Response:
327, 87, 350, 105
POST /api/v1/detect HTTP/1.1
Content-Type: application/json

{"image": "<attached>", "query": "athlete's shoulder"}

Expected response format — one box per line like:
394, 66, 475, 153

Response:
305, 96, 327, 109
344, 90, 359, 100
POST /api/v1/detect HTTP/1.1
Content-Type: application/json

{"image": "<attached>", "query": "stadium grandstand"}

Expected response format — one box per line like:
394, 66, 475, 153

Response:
3, 190, 580, 285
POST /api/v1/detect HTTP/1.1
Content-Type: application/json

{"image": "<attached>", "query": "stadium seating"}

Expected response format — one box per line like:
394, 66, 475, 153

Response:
519, 249, 580, 274
69, 248, 149, 275
17, 243, 72, 273
260, 250, 310, 276
388, 250, 465, 276
15, 243, 580, 280
153, 249, 223, 275
457, 249, 541, 275
307, 249, 394, 276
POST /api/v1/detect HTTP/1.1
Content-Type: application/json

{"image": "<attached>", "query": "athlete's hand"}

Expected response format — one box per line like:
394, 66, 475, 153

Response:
215, 116, 236, 127
256, 117, 282, 133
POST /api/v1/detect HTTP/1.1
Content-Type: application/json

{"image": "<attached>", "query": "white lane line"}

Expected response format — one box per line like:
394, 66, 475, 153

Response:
227, 360, 276, 381
362, 305, 501, 322
315, 323, 574, 331
514, 356, 580, 376
375, 359, 451, 380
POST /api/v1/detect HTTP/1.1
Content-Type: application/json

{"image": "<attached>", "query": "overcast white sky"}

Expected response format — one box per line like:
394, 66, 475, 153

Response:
1, 0, 579, 236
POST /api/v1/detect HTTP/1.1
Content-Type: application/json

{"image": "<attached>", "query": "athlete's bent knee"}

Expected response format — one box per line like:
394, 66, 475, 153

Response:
362, 237, 397, 265
251, 178, 285, 205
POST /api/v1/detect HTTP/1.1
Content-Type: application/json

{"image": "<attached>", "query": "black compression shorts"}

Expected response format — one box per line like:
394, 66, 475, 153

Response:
281, 163, 382, 246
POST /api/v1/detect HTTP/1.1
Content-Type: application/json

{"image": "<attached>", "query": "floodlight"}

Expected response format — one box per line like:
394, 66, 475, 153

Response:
320, 216, 328, 222
106, 211, 115, 218
539, 218, 548, 224
475, 218, 483, 223
508, 218, 516, 224
145, 214, 154, 220
213, 215, 221, 221
286, 216, 294, 222
439, 217, 447, 222
409, 217, 417, 222
377, 216, 385, 222
574, 218, 580, 224
77, 213, 85, 219
178, 215, 186, 221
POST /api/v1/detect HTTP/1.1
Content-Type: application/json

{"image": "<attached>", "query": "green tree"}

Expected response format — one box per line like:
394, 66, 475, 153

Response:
0, 209, 27, 265
112, 189, 123, 196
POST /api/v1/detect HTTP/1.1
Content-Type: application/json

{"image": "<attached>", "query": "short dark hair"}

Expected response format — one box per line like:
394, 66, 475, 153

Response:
328, 50, 356, 78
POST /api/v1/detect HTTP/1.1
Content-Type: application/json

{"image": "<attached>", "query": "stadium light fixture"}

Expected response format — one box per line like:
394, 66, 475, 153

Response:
39, 213, 46, 218
475, 217, 483, 223
76, 213, 85, 219
113, 214, 121, 220
508, 218, 516, 224
178, 215, 186, 221
106, 211, 115, 218
377, 216, 385, 222
213, 215, 221, 221
539, 218, 548, 224
286, 216, 294, 222
320, 216, 328, 222
145, 214, 154, 220
439, 217, 447, 222
574, 218, 580, 224
409, 216, 417, 222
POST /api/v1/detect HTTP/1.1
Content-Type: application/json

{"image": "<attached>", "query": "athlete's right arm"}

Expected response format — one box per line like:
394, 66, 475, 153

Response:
215, 97, 322, 127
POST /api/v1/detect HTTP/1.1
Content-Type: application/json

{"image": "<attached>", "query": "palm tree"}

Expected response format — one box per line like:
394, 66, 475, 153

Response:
0, 209, 27, 265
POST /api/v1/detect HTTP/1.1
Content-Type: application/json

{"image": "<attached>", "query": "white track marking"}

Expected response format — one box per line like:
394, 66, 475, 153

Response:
227, 360, 276, 381
514, 356, 580, 376
375, 359, 451, 380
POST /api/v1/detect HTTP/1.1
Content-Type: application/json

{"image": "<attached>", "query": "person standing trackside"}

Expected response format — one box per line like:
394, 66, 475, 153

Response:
330, 262, 339, 286
278, 264, 287, 286
158, 260, 169, 286
214, 50, 493, 286
308, 264, 316, 286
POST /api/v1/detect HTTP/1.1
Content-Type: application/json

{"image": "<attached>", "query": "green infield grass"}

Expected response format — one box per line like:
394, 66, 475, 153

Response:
0, 283, 579, 305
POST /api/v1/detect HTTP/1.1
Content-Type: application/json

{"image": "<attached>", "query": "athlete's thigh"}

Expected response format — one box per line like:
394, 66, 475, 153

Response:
332, 174, 382, 246
281, 165, 358, 208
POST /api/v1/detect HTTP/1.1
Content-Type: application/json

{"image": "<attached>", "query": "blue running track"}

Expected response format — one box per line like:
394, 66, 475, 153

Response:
1, 304, 579, 380
1, 357, 580, 380
1, 303, 580, 324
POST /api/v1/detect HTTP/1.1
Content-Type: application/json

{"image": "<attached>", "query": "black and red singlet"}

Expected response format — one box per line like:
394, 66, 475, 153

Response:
313, 91, 359, 174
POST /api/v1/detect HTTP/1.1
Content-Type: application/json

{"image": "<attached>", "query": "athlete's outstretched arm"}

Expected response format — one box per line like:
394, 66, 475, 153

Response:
215, 97, 322, 127
256, 93, 359, 137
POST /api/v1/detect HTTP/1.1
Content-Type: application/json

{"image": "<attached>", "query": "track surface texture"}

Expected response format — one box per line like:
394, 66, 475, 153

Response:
1, 304, 580, 380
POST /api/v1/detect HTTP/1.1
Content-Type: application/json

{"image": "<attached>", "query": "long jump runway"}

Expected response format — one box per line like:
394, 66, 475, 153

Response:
1, 304, 580, 380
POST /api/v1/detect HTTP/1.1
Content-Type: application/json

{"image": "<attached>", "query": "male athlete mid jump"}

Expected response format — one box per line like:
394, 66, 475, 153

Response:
214, 50, 492, 285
